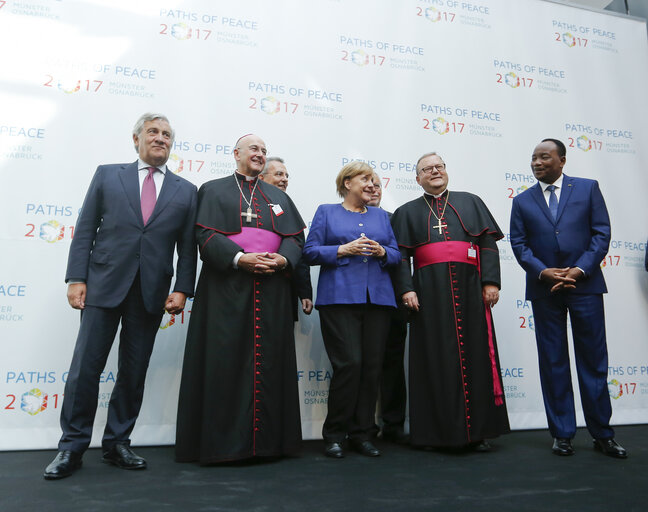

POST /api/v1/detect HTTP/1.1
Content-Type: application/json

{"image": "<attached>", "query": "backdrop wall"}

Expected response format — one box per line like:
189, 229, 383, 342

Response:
1, 0, 647, 450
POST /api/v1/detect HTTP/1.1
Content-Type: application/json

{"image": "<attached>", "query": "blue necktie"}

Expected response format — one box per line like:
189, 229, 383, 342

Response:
547, 185, 558, 220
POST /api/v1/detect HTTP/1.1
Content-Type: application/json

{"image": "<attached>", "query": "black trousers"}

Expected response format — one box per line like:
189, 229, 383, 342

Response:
378, 307, 408, 432
58, 276, 163, 454
319, 304, 391, 443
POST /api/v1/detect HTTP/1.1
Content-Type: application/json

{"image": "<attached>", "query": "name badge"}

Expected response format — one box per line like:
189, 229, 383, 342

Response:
467, 246, 477, 259
270, 203, 284, 216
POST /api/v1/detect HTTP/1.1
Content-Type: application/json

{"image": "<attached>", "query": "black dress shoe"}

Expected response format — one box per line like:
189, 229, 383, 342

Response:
324, 442, 344, 458
552, 438, 575, 456
44, 450, 83, 480
381, 429, 410, 445
350, 439, 381, 457
469, 440, 492, 452
102, 443, 147, 469
593, 438, 627, 459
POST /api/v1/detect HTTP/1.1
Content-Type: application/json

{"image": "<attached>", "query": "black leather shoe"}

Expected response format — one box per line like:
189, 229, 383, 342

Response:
102, 443, 147, 469
552, 438, 575, 456
44, 450, 83, 480
381, 429, 410, 445
469, 440, 492, 452
350, 439, 381, 457
324, 442, 344, 458
593, 438, 627, 459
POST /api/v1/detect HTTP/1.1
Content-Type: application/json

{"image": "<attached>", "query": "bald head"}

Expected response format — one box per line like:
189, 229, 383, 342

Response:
234, 134, 267, 176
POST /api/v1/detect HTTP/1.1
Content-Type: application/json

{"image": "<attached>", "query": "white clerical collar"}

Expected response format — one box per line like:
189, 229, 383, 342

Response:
428, 188, 447, 199
138, 159, 166, 174
235, 171, 257, 182
539, 174, 564, 191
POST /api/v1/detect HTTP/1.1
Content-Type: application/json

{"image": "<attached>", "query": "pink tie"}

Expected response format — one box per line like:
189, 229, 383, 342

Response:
141, 167, 157, 224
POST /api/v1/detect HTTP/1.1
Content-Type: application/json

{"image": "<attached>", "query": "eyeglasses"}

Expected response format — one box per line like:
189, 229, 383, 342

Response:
418, 164, 446, 174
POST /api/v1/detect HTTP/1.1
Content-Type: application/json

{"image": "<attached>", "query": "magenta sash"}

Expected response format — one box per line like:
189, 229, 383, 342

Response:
227, 227, 281, 253
413, 241, 478, 270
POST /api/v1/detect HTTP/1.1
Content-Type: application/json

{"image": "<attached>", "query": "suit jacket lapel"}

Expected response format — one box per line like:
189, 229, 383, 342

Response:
119, 161, 144, 226
146, 166, 180, 224
555, 174, 572, 223
530, 182, 555, 225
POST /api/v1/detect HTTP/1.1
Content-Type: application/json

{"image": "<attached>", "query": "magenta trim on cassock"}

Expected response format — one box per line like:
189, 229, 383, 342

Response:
227, 227, 281, 253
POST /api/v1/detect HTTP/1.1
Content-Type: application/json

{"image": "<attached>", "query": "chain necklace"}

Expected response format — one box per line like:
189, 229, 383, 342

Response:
234, 173, 260, 223
423, 191, 450, 234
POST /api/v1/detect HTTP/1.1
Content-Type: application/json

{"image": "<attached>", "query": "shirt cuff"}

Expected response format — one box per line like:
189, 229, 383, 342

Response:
233, 252, 243, 268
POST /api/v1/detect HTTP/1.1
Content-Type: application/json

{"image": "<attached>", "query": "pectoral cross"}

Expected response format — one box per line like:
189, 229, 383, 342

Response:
241, 207, 258, 224
433, 218, 447, 234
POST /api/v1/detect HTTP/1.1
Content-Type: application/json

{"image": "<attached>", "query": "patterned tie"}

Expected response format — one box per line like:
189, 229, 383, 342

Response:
547, 184, 558, 220
141, 166, 157, 224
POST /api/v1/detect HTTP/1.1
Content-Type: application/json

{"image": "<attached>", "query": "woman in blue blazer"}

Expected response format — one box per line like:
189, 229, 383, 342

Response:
303, 162, 400, 459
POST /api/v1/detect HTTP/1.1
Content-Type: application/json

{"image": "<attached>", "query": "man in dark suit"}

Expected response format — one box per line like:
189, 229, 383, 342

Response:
44, 113, 198, 479
510, 138, 626, 458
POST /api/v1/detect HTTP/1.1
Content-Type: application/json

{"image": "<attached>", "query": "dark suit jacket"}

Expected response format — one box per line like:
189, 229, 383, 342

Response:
66, 161, 198, 314
510, 174, 610, 301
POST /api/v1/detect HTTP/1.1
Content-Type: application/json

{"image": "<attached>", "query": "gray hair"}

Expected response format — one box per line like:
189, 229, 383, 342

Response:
132, 113, 175, 152
261, 156, 285, 175
416, 151, 443, 173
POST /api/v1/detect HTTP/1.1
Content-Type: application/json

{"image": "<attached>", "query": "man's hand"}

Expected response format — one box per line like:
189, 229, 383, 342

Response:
301, 298, 314, 314
402, 291, 420, 312
540, 267, 578, 293
238, 252, 287, 274
165, 292, 187, 314
67, 283, 87, 310
482, 284, 500, 308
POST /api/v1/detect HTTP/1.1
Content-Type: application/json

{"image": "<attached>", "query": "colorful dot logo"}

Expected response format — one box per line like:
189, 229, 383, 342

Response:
425, 7, 442, 22
39, 220, 65, 243
351, 50, 368, 66
608, 379, 622, 399
432, 117, 449, 135
167, 153, 184, 174
159, 311, 176, 330
576, 135, 591, 152
171, 23, 191, 40
58, 79, 81, 94
517, 185, 529, 196
562, 32, 576, 47
21, 388, 48, 416
260, 96, 280, 114
505, 72, 520, 88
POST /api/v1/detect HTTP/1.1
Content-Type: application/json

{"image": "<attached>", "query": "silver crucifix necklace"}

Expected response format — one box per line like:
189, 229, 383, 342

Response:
234, 173, 259, 223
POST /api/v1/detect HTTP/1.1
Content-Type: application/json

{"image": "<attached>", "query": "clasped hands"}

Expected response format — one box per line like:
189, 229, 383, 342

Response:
337, 236, 385, 258
541, 267, 583, 293
238, 252, 288, 275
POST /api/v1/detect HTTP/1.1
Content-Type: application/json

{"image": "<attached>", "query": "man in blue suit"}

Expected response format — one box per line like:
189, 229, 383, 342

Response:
44, 113, 198, 479
510, 138, 626, 458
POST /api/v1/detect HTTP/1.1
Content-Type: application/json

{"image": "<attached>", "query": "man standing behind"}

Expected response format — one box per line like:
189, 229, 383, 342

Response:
367, 174, 408, 444
259, 156, 313, 316
176, 135, 306, 464
44, 113, 198, 479
510, 138, 626, 458
391, 152, 509, 451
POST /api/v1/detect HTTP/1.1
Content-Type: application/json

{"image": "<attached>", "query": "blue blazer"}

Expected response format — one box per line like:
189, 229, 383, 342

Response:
66, 162, 198, 314
303, 204, 400, 307
509, 174, 610, 301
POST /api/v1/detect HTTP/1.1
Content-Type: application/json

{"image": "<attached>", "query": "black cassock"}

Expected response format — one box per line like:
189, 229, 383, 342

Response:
176, 173, 305, 463
391, 191, 510, 447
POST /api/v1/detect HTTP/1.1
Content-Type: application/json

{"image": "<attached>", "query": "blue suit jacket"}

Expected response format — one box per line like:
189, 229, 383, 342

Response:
66, 162, 198, 314
303, 204, 400, 307
510, 174, 610, 300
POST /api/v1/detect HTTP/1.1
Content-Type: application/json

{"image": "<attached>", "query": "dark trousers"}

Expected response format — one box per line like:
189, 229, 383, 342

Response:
378, 307, 408, 432
319, 304, 390, 443
58, 276, 163, 453
532, 292, 614, 440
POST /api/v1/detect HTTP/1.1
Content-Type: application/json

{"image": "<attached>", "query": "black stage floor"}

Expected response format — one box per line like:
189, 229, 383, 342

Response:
1, 425, 646, 512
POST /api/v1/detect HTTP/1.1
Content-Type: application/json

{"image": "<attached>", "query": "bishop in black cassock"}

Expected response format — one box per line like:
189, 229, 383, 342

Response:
175, 135, 305, 464
391, 152, 509, 449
